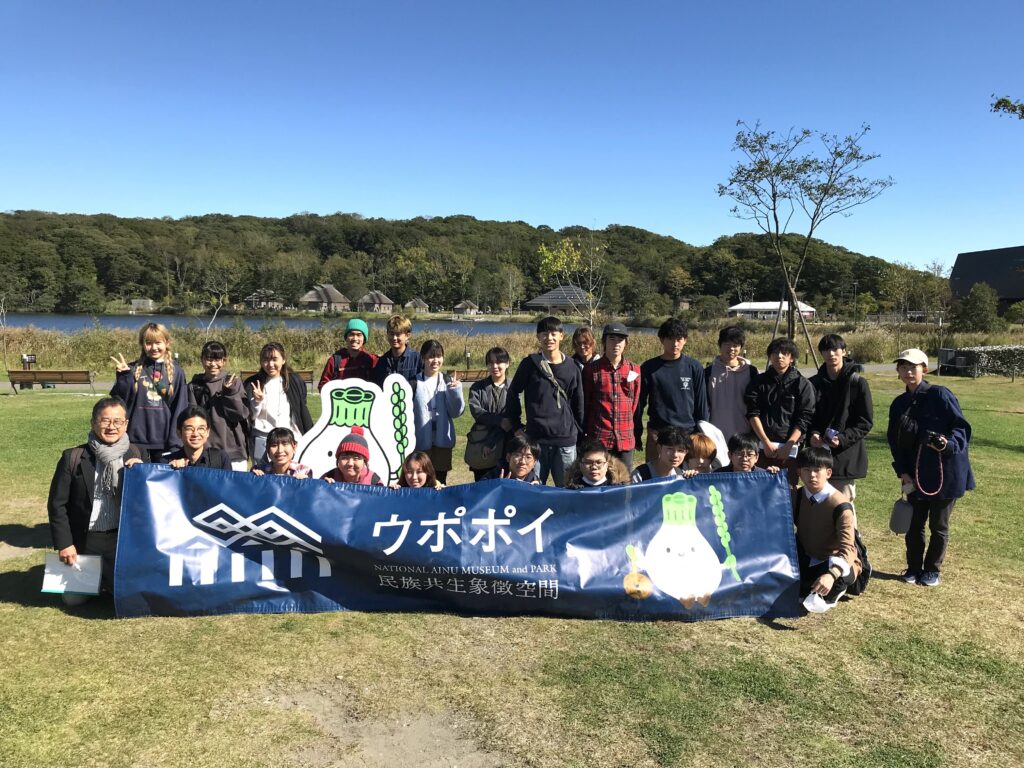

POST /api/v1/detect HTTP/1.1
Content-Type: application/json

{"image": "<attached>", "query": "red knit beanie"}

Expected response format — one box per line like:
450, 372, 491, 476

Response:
336, 426, 370, 461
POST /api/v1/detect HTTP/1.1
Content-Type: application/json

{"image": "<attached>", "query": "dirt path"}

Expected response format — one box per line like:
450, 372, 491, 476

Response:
278, 684, 513, 768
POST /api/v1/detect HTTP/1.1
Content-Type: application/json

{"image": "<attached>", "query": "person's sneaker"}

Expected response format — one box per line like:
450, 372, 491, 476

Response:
899, 569, 921, 584
919, 570, 941, 587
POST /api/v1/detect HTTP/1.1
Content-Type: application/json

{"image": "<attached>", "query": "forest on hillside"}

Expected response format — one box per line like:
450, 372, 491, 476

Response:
0, 210, 949, 319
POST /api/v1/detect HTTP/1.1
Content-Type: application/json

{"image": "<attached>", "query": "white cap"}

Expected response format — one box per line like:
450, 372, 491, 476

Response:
894, 348, 929, 370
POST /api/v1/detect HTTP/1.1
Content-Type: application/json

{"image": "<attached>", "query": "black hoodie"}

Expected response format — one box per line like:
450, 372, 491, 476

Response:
808, 361, 873, 481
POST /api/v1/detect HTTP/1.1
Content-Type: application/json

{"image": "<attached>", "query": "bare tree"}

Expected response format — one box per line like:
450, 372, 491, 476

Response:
718, 121, 893, 364
538, 237, 606, 326
503, 264, 524, 318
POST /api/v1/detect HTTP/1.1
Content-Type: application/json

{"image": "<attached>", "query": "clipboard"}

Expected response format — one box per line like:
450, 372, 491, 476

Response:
42, 553, 102, 595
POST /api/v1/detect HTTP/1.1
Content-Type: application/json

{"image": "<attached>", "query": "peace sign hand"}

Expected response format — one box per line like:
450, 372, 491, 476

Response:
225, 373, 238, 389
448, 370, 461, 387
111, 353, 130, 373
251, 380, 264, 402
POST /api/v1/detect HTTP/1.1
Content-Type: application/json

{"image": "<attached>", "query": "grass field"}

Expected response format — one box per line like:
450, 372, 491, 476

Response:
1, 373, 1022, 767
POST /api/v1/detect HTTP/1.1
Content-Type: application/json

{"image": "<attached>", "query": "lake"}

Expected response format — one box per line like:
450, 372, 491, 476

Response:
3, 313, 564, 336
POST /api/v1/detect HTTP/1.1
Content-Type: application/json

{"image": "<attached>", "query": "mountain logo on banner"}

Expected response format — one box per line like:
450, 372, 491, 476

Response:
167, 503, 332, 589
193, 503, 324, 554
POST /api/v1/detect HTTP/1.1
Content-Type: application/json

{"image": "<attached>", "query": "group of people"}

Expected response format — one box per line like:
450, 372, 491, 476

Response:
47, 315, 974, 611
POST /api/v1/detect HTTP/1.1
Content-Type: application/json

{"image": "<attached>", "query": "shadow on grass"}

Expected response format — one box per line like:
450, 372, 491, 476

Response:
756, 616, 799, 631
0, 522, 50, 549
0, 562, 116, 618
966, 435, 1023, 454
871, 569, 909, 582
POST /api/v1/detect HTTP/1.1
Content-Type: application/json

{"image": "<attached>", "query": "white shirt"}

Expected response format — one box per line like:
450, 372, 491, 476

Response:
253, 376, 293, 433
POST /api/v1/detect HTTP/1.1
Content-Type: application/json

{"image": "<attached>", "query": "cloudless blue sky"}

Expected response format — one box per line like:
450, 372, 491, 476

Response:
2, 1, 1021, 269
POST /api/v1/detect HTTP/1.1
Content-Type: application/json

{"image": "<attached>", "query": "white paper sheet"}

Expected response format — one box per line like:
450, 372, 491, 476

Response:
41, 553, 102, 595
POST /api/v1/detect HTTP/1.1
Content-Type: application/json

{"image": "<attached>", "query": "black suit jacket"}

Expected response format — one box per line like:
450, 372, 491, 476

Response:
47, 443, 145, 551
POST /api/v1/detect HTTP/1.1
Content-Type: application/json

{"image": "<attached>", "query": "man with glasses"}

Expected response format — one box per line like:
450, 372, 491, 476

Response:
160, 406, 232, 470
47, 397, 146, 604
482, 434, 541, 484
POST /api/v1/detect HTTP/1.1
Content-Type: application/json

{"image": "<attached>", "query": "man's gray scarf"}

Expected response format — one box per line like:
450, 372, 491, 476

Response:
87, 431, 131, 503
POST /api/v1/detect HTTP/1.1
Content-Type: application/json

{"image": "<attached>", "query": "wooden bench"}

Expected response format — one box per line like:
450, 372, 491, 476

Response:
8, 369, 96, 394
447, 369, 489, 383
241, 370, 316, 388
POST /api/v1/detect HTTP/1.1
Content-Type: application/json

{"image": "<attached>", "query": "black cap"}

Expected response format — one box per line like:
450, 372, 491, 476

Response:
602, 322, 629, 338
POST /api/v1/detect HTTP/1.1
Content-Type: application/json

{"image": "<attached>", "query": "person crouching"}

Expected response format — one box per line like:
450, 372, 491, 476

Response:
321, 427, 383, 486
793, 446, 861, 609
47, 397, 146, 604
565, 440, 631, 489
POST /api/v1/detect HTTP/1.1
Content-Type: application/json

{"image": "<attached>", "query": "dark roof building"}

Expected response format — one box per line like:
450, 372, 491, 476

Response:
950, 246, 1024, 311
524, 284, 589, 312
356, 291, 395, 313
298, 283, 350, 312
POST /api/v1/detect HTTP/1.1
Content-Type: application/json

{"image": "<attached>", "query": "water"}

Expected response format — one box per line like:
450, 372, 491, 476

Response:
3, 312, 560, 336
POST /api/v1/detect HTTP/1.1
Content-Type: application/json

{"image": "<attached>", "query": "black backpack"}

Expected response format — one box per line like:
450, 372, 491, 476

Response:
833, 502, 871, 596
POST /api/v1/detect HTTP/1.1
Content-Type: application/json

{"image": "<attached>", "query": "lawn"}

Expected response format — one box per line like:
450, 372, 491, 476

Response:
1, 373, 1022, 767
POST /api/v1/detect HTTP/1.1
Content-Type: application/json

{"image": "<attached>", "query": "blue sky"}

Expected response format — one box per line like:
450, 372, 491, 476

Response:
1, 1, 1021, 269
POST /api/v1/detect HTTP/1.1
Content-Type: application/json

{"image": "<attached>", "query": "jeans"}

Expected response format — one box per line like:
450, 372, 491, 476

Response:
537, 444, 577, 487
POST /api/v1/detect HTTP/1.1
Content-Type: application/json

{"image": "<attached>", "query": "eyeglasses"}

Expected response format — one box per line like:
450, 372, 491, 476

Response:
581, 459, 608, 469
733, 451, 758, 459
510, 453, 535, 463
96, 418, 127, 427
182, 426, 209, 435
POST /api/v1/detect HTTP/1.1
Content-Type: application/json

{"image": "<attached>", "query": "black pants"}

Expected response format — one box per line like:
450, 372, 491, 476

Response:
797, 544, 854, 597
83, 528, 119, 594
907, 497, 956, 573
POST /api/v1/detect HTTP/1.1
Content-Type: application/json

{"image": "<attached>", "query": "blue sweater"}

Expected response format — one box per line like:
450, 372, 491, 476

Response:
413, 373, 466, 450
634, 355, 709, 442
111, 358, 187, 450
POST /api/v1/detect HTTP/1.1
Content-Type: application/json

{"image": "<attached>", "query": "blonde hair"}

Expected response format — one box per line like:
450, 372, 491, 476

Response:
688, 434, 717, 463
385, 314, 413, 335
134, 322, 176, 397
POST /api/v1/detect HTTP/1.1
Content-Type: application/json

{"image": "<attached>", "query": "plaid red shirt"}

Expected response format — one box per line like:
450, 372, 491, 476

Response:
583, 356, 641, 451
318, 348, 379, 390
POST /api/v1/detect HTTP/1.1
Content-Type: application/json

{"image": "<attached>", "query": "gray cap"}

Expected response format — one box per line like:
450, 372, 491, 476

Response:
602, 322, 629, 338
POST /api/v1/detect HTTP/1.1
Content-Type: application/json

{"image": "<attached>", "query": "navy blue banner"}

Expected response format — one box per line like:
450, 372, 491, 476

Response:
114, 465, 801, 620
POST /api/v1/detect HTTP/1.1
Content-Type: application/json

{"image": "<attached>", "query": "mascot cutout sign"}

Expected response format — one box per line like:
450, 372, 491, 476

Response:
296, 376, 416, 484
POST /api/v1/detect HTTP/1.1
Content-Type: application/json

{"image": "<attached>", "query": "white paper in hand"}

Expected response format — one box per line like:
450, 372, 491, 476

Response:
42, 553, 102, 595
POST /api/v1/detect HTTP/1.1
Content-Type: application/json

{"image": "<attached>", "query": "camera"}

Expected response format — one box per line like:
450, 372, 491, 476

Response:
926, 431, 945, 450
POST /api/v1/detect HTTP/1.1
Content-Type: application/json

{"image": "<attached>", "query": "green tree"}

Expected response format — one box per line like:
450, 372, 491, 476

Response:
665, 265, 694, 302
1004, 300, 1024, 325
991, 95, 1024, 119
952, 282, 1002, 332
718, 121, 893, 363
538, 237, 606, 325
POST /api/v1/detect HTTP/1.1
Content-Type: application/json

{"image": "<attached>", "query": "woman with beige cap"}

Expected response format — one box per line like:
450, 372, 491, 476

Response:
886, 348, 974, 588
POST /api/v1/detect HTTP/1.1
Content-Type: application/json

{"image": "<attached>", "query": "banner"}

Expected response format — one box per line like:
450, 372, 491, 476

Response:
114, 465, 801, 620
